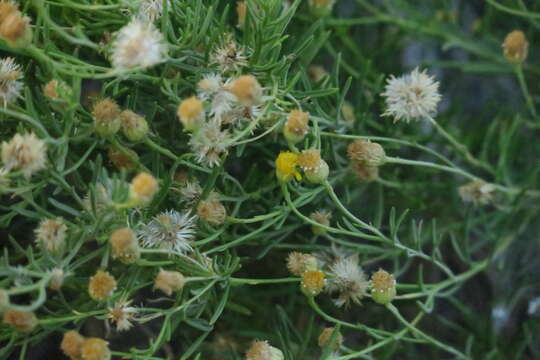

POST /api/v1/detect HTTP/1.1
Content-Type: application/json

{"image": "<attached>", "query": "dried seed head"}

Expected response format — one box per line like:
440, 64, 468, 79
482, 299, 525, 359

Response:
245, 340, 284, 360
177, 96, 204, 132
35, 218, 67, 254
108, 146, 138, 172
227, 75, 262, 106
458, 180, 495, 205
301, 270, 326, 296
0, 11, 32, 47
275, 151, 301, 182
130, 172, 159, 206
197, 198, 227, 225
88, 270, 117, 301
81, 338, 111, 360
503, 30, 528, 64
154, 268, 185, 296
371, 269, 396, 305
138, 209, 196, 255
189, 122, 230, 167
120, 110, 149, 141
110, 228, 140, 263
61, 330, 85, 360
0, 57, 23, 107
326, 255, 369, 307
351, 161, 379, 183
286, 252, 318, 276
297, 149, 322, 171
236, 1, 247, 28
283, 109, 309, 144
318, 327, 343, 350
347, 140, 386, 167
210, 33, 248, 72
309, 210, 331, 236
1, 132, 47, 178
107, 299, 138, 332
3, 310, 38, 332
49, 267, 65, 291
92, 98, 121, 136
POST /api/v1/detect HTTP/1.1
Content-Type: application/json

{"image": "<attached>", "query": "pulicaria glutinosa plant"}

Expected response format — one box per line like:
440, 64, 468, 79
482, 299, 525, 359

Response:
1, 1, 540, 359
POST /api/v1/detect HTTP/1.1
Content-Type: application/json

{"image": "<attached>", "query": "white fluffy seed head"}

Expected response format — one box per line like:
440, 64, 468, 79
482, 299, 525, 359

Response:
1, 132, 47, 178
0, 57, 23, 107
189, 122, 230, 168
326, 255, 369, 307
381, 67, 441, 123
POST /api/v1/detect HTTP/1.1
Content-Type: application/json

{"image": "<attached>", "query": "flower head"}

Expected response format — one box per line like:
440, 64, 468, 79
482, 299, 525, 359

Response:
178, 179, 203, 205
197, 197, 227, 225
0, 10, 32, 47
177, 96, 204, 131
110, 227, 140, 263
381, 67, 441, 122
92, 98, 121, 136
309, 210, 331, 236
275, 151, 301, 182
197, 74, 237, 121
49, 267, 65, 291
371, 269, 396, 305
61, 330, 85, 360
347, 139, 386, 167
458, 180, 495, 205
189, 122, 230, 167
120, 110, 149, 141
245, 340, 284, 360
130, 172, 159, 205
326, 255, 369, 307
286, 252, 318, 276
3, 310, 38, 332
81, 338, 111, 360
283, 109, 309, 143
210, 33, 248, 72
1, 132, 47, 178
0, 57, 23, 107
297, 149, 322, 171
107, 298, 138, 331
35, 218, 67, 253
111, 18, 166, 71
137, 0, 169, 22
88, 270, 117, 301
0, 1, 18, 24
301, 270, 326, 296
154, 268, 185, 296
138, 209, 196, 255
503, 30, 528, 64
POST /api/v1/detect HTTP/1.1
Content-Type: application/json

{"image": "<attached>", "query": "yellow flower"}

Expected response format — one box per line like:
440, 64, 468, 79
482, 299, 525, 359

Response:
275, 152, 301, 182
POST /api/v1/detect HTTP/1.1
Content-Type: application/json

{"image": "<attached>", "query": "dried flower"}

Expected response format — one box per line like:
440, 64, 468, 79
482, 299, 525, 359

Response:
81, 338, 111, 360
177, 96, 204, 132
35, 218, 67, 253
0, 11, 32, 47
0, 57, 23, 107
286, 252, 318, 276
92, 98, 121, 136
88, 270, 117, 301
108, 146, 139, 172
458, 180, 495, 205
245, 340, 284, 360
49, 267, 65, 291
154, 268, 185, 296
120, 110, 149, 141
226, 75, 262, 106
309, 210, 331, 236
61, 330, 85, 360
111, 19, 166, 71
318, 327, 343, 350
503, 30, 528, 64
178, 179, 203, 205
371, 269, 396, 305
1, 132, 47, 178
326, 255, 369, 307
189, 122, 230, 167
197, 198, 227, 225
275, 151, 301, 182
210, 34, 248, 72
110, 228, 140, 263
283, 109, 309, 144
3, 310, 38, 332
347, 139, 386, 167
129, 172, 159, 205
351, 161, 378, 183
301, 270, 326, 296
107, 299, 138, 331
381, 67, 441, 122
198, 74, 237, 121
138, 209, 197, 255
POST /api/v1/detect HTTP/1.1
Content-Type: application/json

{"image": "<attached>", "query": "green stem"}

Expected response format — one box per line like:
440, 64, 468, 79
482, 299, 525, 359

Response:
515, 64, 537, 118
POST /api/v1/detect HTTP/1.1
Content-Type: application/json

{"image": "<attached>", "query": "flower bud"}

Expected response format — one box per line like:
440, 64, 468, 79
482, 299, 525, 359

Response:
177, 96, 204, 132
283, 109, 309, 144
88, 270, 117, 301
318, 327, 343, 350
108, 146, 138, 172
347, 139, 386, 167
92, 98, 121, 137
286, 252, 318, 276
308, 0, 336, 17
110, 228, 140, 263
371, 269, 396, 305
120, 110, 149, 141
304, 159, 329, 184
301, 270, 326, 296
227, 75, 262, 105
154, 268, 185, 296
3, 310, 38, 332
129, 172, 159, 206
503, 30, 528, 64
309, 210, 331, 236
246, 340, 284, 360
197, 198, 227, 226
61, 330, 85, 360
275, 151, 301, 182
49, 267, 65, 291
81, 338, 111, 360
0, 11, 32, 48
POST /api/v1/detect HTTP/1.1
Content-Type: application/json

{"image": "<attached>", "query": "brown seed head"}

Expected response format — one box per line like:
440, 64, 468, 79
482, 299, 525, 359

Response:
286, 252, 317, 276
110, 228, 140, 263
130, 172, 159, 204
0, 1, 18, 23
92, 98, 121, 136
197, 199, 227, 225
285, 109, 309, 137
